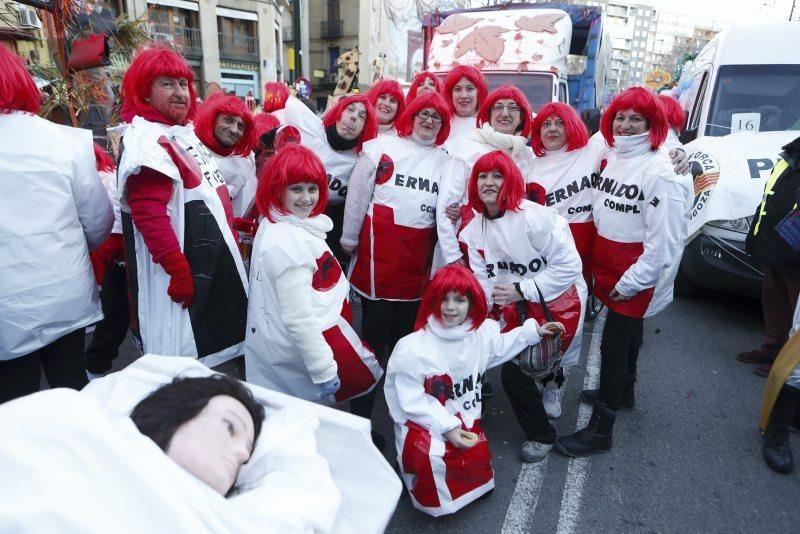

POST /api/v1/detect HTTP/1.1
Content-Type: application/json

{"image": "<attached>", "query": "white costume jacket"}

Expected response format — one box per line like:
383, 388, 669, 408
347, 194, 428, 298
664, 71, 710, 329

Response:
458, 200, 586, 368
348, 136, 446, 301
0, 112, 112, 359
447, 115, 478, 141
212, 152, 257, 218
385, 317, 540, 516
118, 116, 248, 366
245, 213, 382, 403
591, 134, 691, 318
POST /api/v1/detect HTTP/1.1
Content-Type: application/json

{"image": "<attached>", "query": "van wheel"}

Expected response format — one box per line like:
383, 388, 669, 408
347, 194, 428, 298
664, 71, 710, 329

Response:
674, 267, 697, 297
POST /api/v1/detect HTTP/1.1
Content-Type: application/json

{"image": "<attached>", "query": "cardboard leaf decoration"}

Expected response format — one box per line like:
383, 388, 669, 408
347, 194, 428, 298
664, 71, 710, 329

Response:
531, 53, 544, 62
455, 26, 508, 62
514, 13, 566, 34
438, 14, 480, 34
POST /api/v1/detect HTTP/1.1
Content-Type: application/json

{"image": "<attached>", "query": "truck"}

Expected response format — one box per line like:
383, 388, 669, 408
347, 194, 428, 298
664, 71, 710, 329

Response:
421, 2, 610, 115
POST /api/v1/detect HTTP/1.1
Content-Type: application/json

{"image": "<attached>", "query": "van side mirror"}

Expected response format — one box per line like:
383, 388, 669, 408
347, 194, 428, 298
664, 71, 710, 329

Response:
679, 127, 698, 144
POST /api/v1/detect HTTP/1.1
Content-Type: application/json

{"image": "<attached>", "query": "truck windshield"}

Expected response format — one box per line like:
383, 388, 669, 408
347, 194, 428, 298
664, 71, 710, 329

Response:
705, 64, 800, 136
484, 73, 554, 113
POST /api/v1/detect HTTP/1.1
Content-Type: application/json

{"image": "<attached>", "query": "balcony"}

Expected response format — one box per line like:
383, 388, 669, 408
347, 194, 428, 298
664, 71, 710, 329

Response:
219, 33, 259, 63
320, 19, 342, 39
150, 24, 202, 59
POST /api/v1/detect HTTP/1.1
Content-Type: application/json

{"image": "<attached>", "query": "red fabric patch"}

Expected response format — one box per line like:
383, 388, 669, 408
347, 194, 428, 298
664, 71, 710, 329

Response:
443, 419, 493, 501
323, 324, 378, 402
423, 373, 454, 406
157, 136, 201, 189
498, 284, 582, 352
526, 181, 547, 205
592, 234, 655, 318
402, 422, 440, 508
569, 221, 597, 290
458, 205, 475, 233
214, 184, 237, 239
375, 154, 395, 185
311, 251, 343, 292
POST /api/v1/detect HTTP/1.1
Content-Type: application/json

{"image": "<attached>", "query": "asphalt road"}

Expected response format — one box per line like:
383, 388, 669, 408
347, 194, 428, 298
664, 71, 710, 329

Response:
98, 286, 799, 532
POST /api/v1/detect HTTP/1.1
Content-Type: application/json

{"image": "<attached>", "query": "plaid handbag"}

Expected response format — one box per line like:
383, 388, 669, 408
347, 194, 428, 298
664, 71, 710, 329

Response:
516, 283, 562, 379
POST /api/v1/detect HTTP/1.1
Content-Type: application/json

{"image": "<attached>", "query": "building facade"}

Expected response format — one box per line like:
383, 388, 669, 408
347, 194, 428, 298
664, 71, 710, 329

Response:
0, 1, 50, 63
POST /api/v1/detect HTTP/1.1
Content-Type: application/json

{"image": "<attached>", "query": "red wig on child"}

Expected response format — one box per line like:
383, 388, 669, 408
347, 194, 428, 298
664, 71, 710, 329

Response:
194, 93, 257, 157
530, 102, 589, 157
658, 94, 686, 132
477, 85, 534, 138
120, 46, 198, 124
262, 82, 290, 113
467, 150, 526, 215
256, 144, 329, 222
395, 92, 452, 146
415, 264, 488, 331
407, 71, 443, 103
600, 87, 668, 150
366, 80, 406, 124
322, 94, 378, 153
443, 65, 488, 115
0, 46, 40, 114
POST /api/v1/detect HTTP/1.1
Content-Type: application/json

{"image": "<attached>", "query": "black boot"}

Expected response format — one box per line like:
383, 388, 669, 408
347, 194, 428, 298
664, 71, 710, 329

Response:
763, 385, 800, 474
556, 402, 616, 457
580, 387, 635, 410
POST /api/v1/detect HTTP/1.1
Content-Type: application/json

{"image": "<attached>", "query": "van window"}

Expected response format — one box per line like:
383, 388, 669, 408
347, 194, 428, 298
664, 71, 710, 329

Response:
681, 71, 708, 130
705, 64, 800, 136
558, 82, 567, 103
483, 73, 554, 113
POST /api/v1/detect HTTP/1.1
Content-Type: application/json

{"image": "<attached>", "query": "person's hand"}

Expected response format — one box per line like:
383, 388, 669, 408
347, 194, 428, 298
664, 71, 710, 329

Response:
318, 375, 341, 398
610, 288, 633, 302
444, 428, 479, 449
160, 250, 194, 308
340, 243, 356, 256
449, 257, 467, 267
445, 203, 461, 224
537, 321, 565, 337
492, 284, 524, 306
669, 147, 690, 175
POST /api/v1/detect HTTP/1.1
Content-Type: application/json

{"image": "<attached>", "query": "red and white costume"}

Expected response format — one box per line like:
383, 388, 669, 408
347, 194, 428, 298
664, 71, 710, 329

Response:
348, 135, 446, 300
590, 133, 691, 318
245, 211, 382, 403
458, 200, 587, 368
384, 316, 541, 516
447, 115, 477, 140
212, 152, 257, 218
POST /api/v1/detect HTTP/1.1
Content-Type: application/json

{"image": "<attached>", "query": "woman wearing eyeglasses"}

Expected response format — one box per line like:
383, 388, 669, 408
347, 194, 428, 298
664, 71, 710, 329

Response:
340, 93, 452, 435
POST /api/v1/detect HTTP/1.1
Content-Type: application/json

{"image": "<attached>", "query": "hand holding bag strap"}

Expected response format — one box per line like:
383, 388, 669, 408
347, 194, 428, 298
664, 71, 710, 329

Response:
533, 282, 555, 323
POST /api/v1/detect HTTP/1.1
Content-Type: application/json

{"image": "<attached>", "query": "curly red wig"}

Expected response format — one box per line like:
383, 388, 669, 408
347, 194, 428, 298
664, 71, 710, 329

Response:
194, 93, 256, 157
120, 47, 198, 124
322, 94, 378, 153
530, 102, 589, 157
262, 82, 290, 113
93, 143, 116, 172
600, 87, 668, 150
366, 80, 406, 125
467, 150, 526, 215
0, 45, 40, 114
407, 71, 443, 103
415, 264, 488, 331
443, 65, 488, 115
256, 144, 329, 222
658, 94, 685, 132
477, 85, 534, 138
395, 92, 452, 146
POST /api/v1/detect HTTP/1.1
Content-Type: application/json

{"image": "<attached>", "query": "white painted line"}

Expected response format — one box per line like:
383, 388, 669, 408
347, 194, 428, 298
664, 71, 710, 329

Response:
555, 308, 606, 534
500, 457, 549, 534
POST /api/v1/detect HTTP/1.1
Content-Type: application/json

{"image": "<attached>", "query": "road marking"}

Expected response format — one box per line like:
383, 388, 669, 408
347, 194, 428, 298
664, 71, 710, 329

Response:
500, 457, 549, 534
555, 308, 605, 534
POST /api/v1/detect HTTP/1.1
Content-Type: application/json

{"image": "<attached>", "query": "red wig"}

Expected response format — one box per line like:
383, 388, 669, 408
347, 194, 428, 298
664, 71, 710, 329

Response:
443, 65, 488, 115
0, 45, 40, 114
530, 102, 589, 157
407, 71, 443, 103
415, 264, 488, 331
253, 112, 281, 139
322, 94, 379, 153
600, 87, 668, 150
93, 143, 116, 172
658, 94, 685, 131
477, 85, 534, 138
262, 82, 290, 113
467, 150, 526, 214
366, 79, 406, 124
395, 92, 452, 146
194, 93, 256, 157
120, 46, 198, 125
256, 144, 329, 222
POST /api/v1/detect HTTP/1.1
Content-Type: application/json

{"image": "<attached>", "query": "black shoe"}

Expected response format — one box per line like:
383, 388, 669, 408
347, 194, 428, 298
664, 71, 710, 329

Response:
580, 388, 635, 410
556, 403, 616, 457
763, 427, 793, 474
371, 431, 386, 452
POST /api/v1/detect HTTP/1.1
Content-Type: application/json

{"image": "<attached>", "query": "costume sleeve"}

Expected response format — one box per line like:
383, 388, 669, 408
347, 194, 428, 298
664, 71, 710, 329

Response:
486, 319, 541, 369
126, 168, 180, 263
72, 141, 113, 251
341, 154, 377, 248
274, 265, 338, 384
436, 156, 470, 264
519, 210, 582, 303
103, 169, 123, 235
459, 227, 492, 309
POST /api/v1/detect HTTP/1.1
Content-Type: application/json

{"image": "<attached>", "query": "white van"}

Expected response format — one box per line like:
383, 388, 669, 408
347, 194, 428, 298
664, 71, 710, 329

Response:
675, 22, 800, 296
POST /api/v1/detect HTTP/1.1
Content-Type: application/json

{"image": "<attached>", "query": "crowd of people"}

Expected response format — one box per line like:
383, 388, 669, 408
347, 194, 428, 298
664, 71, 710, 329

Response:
2, 40, 798, 518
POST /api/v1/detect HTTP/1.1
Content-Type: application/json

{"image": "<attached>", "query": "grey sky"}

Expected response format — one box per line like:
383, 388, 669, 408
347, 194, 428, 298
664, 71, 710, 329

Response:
639, 0, 795, 25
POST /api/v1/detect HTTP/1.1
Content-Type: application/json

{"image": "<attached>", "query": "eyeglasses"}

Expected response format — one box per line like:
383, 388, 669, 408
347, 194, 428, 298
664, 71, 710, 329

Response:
416, 111, 443, 123
490, 103, 521, 114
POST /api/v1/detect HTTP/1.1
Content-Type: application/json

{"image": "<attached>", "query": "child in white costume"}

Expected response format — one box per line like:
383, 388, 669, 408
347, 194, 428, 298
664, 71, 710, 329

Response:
245, 145, 382, 404
384, 265, 563, 516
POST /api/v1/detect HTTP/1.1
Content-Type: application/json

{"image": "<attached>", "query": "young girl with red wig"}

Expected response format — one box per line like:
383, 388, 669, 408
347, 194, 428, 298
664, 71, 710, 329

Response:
458, 150, 587, 463
442, 65, 488, 139
406, 71, 443, 104
244, 144, 382, 404
366, 79, 406, 136
384, 264, 563, 516
556, 87, 691, 457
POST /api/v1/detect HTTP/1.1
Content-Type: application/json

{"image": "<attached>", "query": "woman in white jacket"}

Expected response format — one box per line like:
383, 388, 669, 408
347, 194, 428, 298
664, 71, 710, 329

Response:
384, 264, 563, 517
244, 144, 382, 404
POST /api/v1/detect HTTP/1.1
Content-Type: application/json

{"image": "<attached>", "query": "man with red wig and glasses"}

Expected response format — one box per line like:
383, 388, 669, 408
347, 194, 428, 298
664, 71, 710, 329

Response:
117, 47, 248, 370
442, 65, 488, 140
0, 46, 112, 403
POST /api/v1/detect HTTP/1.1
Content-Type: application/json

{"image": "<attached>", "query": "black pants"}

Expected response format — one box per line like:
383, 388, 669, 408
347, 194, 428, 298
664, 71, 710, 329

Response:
598, 309, 643, 411
501, 361, 556, 444
326, 203, 347, 263
85, 263, 130, 374
0, 329, 88, 404
350, 298, 419, 419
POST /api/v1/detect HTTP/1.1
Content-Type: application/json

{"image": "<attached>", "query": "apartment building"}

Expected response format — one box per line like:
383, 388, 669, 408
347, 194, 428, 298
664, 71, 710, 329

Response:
1, 1, 50, 63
